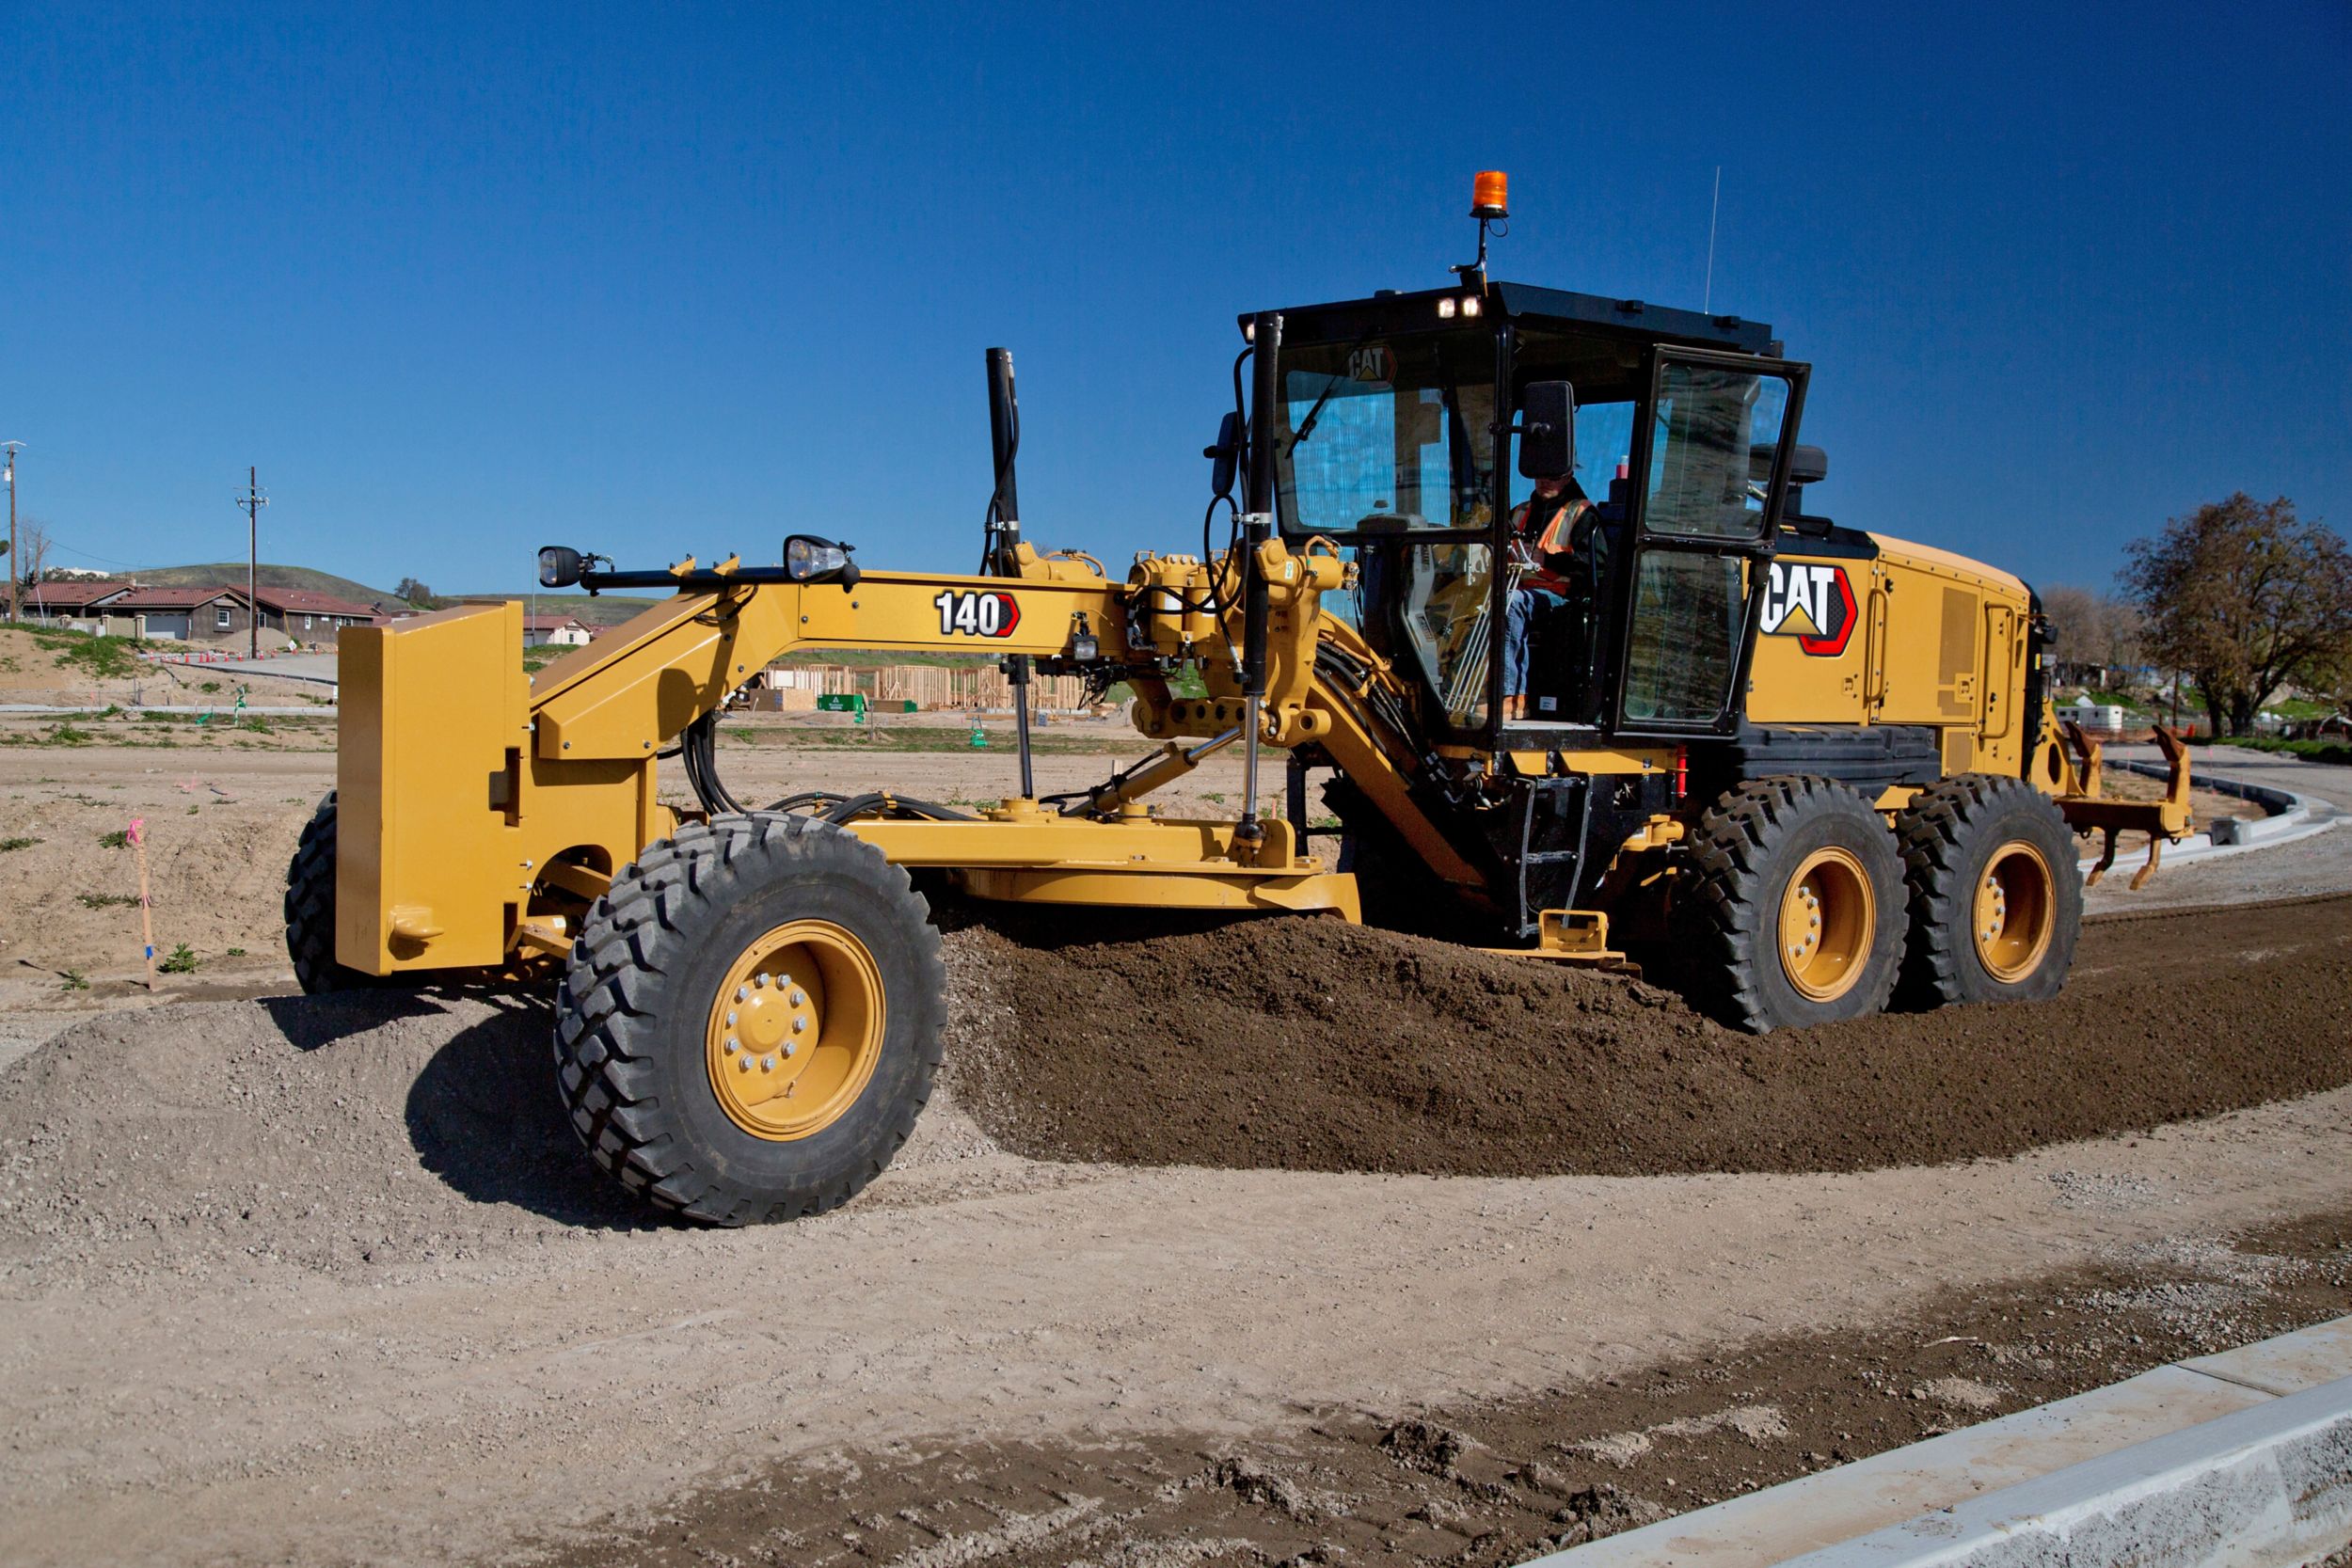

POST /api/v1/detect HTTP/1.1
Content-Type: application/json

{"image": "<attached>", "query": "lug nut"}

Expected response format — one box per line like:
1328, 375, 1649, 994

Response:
755, 973, 770, 989
793, 1015, 808, 1033
725, 1037, 738, 1053
789, 989, 806, 1007
761, 1055, 775, 1071
736, 986, 749, 1003
725, 1010, 737, 1027
782, 1041, 796, 1057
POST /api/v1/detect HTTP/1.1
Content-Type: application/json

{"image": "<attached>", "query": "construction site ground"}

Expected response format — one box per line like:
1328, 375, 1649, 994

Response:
0, 733, 2347, 1566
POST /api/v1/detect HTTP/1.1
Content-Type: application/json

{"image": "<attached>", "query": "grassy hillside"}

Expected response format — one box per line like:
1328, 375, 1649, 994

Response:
443, 591, 663, 627
131, 562, 417, 609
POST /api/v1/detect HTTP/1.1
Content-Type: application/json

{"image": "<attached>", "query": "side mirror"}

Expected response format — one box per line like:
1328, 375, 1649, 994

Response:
1204, 410, 1242, 500
537, 546, 584, 589
1517, 381, 1575, 481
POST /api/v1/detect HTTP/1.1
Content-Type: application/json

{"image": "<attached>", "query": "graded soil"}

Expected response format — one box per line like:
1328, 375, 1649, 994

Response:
535, 1208, 2352, 1568
950, 894, 2352, 1179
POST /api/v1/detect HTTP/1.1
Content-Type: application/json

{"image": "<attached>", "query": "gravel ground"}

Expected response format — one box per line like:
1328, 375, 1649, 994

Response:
0, 740, 2345, 1565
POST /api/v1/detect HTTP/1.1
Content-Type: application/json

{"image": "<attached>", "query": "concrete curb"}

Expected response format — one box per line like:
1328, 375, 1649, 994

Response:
1525, 1315, 2352, 1568
1788, 1376, 2352, 1566
2075, 761, 2340, 873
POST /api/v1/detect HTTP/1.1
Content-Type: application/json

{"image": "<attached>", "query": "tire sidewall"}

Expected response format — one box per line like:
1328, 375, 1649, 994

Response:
1742, 791, 1907, 1030
1941, 792, 2082, 1004
628, 835, 936, 1212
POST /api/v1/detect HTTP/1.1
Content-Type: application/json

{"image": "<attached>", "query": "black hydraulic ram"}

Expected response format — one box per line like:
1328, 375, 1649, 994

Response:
1235, 310, 1281, 845
984, 346, 1037, 801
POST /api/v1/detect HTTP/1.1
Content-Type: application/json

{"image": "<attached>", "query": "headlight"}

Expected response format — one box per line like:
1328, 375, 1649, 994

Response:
537, 546, 585, 589
785, 534, 860, 586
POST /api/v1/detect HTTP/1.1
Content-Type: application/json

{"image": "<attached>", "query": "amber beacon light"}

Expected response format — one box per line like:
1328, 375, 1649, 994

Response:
1470, 169, 1509, 219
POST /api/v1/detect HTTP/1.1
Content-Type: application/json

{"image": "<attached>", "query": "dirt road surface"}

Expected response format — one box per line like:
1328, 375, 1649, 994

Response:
0, 740, 2347, 1565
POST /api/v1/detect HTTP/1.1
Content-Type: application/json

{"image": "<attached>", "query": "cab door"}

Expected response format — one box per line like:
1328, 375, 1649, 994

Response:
1610, 347, 1811, 737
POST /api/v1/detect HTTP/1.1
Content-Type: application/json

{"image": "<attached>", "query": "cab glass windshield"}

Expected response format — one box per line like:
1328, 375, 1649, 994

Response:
1273, 329, 1496, 537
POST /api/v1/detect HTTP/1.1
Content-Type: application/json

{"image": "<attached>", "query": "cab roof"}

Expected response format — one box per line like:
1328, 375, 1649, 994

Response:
1244, 281, 1779, 358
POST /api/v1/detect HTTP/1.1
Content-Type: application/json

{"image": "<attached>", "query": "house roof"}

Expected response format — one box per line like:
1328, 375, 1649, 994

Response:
523, 613, 587, 632
103, 586, 246, 610
250, 587, 380, 618
23, 580, 127, 609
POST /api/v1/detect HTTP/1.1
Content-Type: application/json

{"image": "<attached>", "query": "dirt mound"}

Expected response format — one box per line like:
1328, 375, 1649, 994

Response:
949, 895, 2352, 1178
6, 896, 2344, 1285
0, 990, 640, 1285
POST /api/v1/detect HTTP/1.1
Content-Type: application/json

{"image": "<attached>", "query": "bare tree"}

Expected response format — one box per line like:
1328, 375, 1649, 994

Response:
15, 518, 54, 617
2122, 493, 2352, 736
2038, 584, 2099, 686
2091, 592, 2143, 681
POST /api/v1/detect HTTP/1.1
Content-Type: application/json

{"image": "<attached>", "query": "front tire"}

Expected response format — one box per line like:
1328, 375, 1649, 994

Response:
1896, 775, 2081, 1006
1679, 776, 1907, 1032
284, 793, 377, 994
554, 813, 946, 1226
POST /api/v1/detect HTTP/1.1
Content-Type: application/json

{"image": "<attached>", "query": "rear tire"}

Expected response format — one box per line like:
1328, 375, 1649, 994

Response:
284, 793, 377, 994
1896, 775, 2081, 1007
1678, 776, 1906, 1032
554, 813, 946, 1226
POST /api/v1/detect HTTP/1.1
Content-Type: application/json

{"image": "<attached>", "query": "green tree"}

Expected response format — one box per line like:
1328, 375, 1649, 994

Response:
393, 576, 442, 610
2122, 494, 2352, 736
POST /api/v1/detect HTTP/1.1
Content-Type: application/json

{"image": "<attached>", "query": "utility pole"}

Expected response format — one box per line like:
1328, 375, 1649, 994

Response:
3, 443, 23, 625
236, 467, 268, 658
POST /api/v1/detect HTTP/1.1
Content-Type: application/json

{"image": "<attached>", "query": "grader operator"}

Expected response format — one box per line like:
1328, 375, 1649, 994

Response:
293, 175, 2189, 1224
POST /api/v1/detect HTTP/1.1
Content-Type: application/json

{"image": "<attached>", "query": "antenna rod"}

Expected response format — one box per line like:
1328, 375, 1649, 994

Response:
1703, 166, 1722, 314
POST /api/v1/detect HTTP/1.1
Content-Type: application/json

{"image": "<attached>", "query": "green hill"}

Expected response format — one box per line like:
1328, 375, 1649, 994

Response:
133, 562, 419, 609
444, 592, 664, 627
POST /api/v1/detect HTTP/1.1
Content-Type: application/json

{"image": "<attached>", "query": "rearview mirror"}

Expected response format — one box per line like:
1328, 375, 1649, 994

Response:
1204, 410, 1242, 500
1749, 443, 1828, 486
1517, 381, 1575, 481
537, 546, 584, 589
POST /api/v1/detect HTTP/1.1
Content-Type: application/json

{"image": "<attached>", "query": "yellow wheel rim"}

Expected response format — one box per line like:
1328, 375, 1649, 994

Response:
1778, 847, 1875, 1004
705, 920, 886, 1141
1973, 841, 2056, 984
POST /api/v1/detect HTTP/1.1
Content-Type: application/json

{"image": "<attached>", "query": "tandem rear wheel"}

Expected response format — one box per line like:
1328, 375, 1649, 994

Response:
1895, 774, 2082, 1006
553, 813, 946, 1226
1679, 776, 1908, 1033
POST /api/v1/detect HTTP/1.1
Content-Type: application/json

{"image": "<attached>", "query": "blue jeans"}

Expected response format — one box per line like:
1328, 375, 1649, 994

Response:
1503, 587, 1564, 700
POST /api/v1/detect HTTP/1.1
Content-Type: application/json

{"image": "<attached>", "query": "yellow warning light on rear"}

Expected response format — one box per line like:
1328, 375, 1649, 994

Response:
1471, 169, 1509, 218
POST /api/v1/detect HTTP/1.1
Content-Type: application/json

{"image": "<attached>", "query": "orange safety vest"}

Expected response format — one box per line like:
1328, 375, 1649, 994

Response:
1508, 494, 1592, 595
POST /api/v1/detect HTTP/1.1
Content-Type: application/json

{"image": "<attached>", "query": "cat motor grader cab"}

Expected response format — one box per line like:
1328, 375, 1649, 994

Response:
294, 174, 2190, 1224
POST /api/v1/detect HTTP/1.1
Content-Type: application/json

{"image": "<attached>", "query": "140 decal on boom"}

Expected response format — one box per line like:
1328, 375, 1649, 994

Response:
932, 590, 1023, 638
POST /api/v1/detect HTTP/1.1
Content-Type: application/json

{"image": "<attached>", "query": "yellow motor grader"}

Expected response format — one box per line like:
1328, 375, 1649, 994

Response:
292, 178, 2189, 1223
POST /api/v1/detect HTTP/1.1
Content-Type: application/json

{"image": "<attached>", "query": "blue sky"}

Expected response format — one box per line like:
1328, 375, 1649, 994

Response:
6, 1, 2347, 598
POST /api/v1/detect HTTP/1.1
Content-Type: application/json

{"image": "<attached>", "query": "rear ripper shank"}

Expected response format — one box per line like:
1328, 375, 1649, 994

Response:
294, 174, 2192, 1223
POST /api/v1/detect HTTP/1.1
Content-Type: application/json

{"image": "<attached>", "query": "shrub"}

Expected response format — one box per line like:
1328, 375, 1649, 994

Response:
99, 829, 129, 848
158, 943, 198, 974
0, 836, 38, 852
43, 632, 146, 682
77, 893, 137, 909
2213, 736, 2352, 767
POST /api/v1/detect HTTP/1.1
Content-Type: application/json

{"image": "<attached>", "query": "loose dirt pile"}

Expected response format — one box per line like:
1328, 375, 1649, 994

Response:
950, 894, 2352, 1178
0, 991, 629, 1286
4, 895, 2345, 1291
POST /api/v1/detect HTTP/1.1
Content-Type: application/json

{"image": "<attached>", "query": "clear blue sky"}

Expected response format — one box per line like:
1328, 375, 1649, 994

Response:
7, 1, 2348, 598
